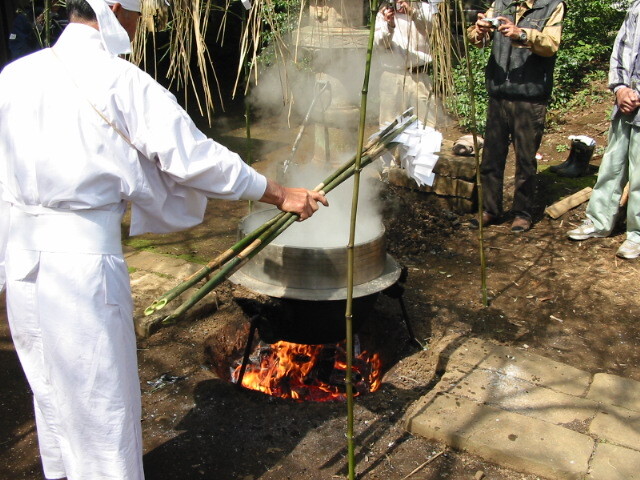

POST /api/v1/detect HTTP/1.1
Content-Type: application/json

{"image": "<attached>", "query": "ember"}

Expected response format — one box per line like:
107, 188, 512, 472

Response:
231, 339, 382, 402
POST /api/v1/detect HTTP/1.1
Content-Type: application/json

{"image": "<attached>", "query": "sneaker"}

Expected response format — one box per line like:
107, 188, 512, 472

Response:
511, 216, 532, 233
567, 219, 607, 241
617, 239, 640, 259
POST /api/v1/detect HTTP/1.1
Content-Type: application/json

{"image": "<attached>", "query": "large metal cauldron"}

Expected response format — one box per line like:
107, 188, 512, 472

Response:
229, 209, 401, 344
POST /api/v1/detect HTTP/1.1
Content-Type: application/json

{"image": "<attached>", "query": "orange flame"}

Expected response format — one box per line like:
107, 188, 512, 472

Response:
232, 341, 382, 402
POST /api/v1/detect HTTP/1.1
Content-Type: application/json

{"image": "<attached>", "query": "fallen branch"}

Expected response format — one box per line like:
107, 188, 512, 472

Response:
401, 450, 445, 479
544, 187, 592, 219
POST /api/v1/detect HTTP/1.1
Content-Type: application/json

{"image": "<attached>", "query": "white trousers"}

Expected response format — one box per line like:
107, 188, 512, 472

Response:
5, 206, 144, 479
379, 69, 439, 128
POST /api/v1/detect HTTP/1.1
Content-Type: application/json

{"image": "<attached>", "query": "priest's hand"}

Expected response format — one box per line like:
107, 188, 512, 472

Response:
261, 179, 329, 221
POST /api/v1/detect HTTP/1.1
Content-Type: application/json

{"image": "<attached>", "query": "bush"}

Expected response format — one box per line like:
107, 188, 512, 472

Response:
449, 0, 630, 134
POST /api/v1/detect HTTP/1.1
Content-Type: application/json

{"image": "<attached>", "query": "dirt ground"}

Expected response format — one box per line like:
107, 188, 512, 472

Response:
3, 78, 640, 480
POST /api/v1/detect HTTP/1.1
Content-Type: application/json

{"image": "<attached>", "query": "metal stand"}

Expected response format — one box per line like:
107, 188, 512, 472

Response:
236, 315, 259, 389
383, 281, 424, 350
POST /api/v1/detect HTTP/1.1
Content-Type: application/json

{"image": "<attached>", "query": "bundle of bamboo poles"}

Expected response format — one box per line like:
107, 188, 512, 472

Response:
143, 110, 417, 327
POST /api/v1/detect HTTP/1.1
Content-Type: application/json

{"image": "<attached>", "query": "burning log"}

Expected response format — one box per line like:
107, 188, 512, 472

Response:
142, 110, 417, 330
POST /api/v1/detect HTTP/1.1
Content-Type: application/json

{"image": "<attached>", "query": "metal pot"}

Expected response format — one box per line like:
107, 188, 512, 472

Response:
229, 208, 401, 301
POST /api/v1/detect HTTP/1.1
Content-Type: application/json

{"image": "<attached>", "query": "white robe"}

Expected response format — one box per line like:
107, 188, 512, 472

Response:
0, 23, 267, 480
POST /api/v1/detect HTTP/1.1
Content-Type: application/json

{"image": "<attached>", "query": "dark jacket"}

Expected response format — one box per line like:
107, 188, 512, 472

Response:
486, 0, 564, 101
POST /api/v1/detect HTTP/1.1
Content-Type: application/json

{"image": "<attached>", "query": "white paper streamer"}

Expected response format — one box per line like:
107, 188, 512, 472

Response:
378, 119, 442, 187
241, 0, 252, 9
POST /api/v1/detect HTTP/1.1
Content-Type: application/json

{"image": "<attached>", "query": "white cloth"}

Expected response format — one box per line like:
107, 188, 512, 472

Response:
0, 23, 267, 479
374, 3, 437, 71
105, 0, 141, 11
374, 4, 440, 127
86, 0, 134, 55
379, 119, 442, 187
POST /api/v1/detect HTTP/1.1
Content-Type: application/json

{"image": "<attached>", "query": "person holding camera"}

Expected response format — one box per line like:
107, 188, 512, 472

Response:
468, 0, 565, 232
374, 0, 440, 128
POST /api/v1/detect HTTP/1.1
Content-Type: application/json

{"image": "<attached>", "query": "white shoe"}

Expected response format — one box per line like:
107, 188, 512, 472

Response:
567, 219, 607, 241
617, 239, 640, 259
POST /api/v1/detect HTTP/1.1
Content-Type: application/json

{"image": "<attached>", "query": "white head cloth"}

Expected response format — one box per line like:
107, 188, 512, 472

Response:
84, 0, 141, 55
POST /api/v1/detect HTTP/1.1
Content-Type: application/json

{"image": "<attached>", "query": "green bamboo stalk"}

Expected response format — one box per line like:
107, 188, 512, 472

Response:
151, 115, 416, 324
44, 0, 51, 47
145, 116, 412, 316
143, 211, 286, 315
345, 2, 379, 478
162, 214, 297, 324
456, 0, 488, 306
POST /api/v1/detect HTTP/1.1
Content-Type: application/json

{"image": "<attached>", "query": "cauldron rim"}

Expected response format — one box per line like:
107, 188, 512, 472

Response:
229, 254, 401, 301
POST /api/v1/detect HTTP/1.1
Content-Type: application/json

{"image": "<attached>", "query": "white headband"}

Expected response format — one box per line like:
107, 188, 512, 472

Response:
105, 0, 141, 12
85, 0, 141, 55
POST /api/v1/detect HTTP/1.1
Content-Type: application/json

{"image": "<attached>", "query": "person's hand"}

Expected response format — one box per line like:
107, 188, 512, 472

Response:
396, 1, 413, 15
616, 87, 640, 115
496, 16, 525, 41
261, 179, 329, 221
475, 12, 494, 35
382, 4, 395, 27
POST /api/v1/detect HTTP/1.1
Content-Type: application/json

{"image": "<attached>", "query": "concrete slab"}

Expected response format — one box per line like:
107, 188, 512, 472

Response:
447, 338, 592, 397
589, 403, 640, 451
406, 392, 594, 480
438, 368, 599, 426
587, 372, 640, 412
587, 442, 640, 480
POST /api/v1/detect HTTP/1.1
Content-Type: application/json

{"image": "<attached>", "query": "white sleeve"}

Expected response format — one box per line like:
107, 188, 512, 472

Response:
0, 186, 8, 293
124, 72, 267, 201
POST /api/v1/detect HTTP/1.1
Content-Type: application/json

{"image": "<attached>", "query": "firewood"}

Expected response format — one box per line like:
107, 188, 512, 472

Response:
544, 187, 592, 219
620, 182, 630, 207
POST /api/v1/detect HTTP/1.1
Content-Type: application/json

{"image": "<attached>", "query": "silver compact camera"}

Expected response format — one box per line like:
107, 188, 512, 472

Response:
483, 17, 502, 28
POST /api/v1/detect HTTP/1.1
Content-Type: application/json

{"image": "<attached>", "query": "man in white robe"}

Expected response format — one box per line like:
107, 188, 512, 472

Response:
0, 1, 327, 478
374, 0, 439, 128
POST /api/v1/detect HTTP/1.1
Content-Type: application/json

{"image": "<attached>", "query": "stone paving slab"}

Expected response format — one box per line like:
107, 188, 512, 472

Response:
406, 392, 594, 480
447, 338, 592, 397
589, 403, 640, 451
587, 442, 640, 480
587, 372, 640, 412
437, 367, 599, 426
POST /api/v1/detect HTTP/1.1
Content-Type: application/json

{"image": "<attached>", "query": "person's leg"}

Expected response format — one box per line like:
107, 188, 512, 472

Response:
5, 248, 68, 480
511, 100, 547, 221
585, 116, 631, 234
6, 249, 144, 480
623, 123, 640, 244
480, 97, 511, 219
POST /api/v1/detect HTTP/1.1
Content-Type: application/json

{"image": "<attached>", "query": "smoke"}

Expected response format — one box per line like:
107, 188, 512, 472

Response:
248, 162, 384, 249
245, 16, 385, 248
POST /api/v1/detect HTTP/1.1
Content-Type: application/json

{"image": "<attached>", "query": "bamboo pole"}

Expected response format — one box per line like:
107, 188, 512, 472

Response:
144, 115, 412, 317
344, 2, 379, 478
148, 115, 416, 327
456, 0, 488, 307
44, 0, 51, 47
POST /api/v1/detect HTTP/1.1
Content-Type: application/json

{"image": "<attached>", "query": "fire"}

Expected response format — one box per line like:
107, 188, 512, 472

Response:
231, 341, 382, 402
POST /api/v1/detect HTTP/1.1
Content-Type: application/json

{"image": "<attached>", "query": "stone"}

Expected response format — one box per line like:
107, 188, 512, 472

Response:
587, 442, 640, 480
446, 338, 592, 397
406, 393, 593, 480
437, 368, 598, 426
587, 372, 640, 412
589, 403, 640, 451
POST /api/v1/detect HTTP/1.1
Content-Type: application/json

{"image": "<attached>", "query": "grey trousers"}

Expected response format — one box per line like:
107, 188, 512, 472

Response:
586, 114, 640, 242
480, 97, 547, 219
